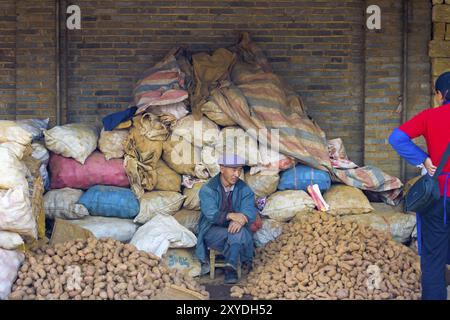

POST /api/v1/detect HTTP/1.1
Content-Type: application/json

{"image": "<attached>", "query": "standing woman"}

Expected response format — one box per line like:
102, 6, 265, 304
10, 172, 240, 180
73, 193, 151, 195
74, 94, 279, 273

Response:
389, 71, 450, 300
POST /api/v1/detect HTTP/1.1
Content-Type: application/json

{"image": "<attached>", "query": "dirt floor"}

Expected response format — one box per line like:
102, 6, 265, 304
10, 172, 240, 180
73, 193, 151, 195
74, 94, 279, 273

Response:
198, 269, 252, 300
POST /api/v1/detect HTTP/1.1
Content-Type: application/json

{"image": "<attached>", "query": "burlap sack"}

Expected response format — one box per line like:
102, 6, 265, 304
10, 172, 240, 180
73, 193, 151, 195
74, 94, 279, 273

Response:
261, 190, 316, 222
341, 203, 416, 243
155, 160, 182, 192
124, 116, 165, 198
201, 89, 236, 126
173, 209, 200, 234
98, 128, 128, 160
245, 171, 280, 198
182, 182, 206, 211
172, 115, 219, 148
162, 135, 201, 177
217, 126, 260, 166
134, 191, 186, 224
324, 184, 374, 216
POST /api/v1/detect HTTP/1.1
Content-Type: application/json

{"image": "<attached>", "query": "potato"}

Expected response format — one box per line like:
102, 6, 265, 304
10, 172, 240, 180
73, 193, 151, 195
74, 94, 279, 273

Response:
241, 212, 420, 301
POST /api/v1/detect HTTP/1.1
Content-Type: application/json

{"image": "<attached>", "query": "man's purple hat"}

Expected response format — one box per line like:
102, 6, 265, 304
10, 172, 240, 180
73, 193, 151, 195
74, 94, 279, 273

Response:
218, 153, 246, 168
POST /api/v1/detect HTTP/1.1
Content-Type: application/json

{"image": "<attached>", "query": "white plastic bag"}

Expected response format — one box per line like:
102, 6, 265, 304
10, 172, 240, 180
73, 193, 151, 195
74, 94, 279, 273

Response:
0, 120, 32, 145
44, 123, 98, 164
0, 248, 24, 300
31, 142, 50, 190
130, 215, 197, 257
134, 191, 186, 225
31, 142, 49, 164
253, 218, 284, 248
262, 190, 316, 222
44, 188, 89, 220
0, 187, 37, 239
0, 142, 27, 160
98, 128, 128, 160
69, 216, 138, 243
163, 248, 201, 277
0, 231, 24, 250
0, 146, 30, 192
16, 118, 49, 142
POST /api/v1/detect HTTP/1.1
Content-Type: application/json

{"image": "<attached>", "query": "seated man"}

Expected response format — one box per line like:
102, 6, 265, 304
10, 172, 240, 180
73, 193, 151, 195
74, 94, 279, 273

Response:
196, 154, 257, 284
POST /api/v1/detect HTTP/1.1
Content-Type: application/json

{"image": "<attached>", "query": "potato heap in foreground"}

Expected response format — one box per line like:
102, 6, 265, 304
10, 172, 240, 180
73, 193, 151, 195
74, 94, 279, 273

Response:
231, 212, 421, 300
9, 238, 209, 300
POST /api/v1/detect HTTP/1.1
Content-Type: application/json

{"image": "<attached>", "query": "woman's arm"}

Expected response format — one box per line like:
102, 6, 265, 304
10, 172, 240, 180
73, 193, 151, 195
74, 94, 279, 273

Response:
388, 128, 428, 166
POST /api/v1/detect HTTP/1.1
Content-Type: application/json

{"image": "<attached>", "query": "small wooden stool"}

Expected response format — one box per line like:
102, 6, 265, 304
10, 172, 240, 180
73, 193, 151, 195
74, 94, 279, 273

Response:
209, 248, 241, 280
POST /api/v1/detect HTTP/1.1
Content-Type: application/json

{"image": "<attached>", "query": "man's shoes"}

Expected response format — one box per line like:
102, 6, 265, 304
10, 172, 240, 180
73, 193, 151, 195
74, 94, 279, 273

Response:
224, 268, 238, 284
225, 262, 237, 271
200, 263, 210, 276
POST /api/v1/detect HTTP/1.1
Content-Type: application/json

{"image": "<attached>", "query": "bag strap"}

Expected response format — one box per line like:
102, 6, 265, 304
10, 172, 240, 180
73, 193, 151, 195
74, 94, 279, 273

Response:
435, 142, 450, 178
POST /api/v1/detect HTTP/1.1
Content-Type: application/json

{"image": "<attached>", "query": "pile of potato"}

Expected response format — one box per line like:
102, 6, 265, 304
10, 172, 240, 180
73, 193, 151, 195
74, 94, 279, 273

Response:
9, 238, 209, 300
233, 212, 421, 300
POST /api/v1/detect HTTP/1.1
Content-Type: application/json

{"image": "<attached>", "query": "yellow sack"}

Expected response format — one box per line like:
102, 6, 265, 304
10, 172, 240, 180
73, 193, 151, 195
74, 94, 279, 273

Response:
183, 182, 206, 211
162, 135, 201, 177
124, 115, 165, 199
324, 185, 374, 216
155, 160, 182, 192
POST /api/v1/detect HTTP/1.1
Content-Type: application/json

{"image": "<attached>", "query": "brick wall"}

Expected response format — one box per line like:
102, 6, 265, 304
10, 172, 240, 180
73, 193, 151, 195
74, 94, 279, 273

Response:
430, 0, 450, 100
0, 0, 433, 181
0, 0, 16, 120
15, 0, 56, 123
364, 0, 431, 179
66, 0, 366, 165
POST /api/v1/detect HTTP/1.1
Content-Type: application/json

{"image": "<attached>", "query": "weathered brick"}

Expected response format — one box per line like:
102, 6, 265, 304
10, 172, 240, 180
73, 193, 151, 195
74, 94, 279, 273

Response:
434, 22, 446, 40
429, 40, 450, 57
433, 4, 450, 22
432, 58, 450, 76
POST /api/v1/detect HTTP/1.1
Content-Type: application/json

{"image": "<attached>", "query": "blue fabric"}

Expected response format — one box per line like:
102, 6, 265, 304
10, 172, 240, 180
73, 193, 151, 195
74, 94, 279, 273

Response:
78, 185, 140, 218
435, 71, 450, 104
418, 197, 450, 300
102, 106, 137, 131
278, 164, 331, 192
196, 174, 258, 263
444, 173, 450, 225
388, 128, 428, 166
204, 226, 254, 268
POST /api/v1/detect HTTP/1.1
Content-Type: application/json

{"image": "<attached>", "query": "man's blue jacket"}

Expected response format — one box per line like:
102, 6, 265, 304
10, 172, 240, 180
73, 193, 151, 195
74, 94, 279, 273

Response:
195, 173, 258, 263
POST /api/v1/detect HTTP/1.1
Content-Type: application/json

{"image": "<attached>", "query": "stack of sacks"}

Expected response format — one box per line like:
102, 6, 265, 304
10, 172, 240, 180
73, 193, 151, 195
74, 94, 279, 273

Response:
120, 55, 312, 253
44, 123, 140, 242
0, 119, 50, 300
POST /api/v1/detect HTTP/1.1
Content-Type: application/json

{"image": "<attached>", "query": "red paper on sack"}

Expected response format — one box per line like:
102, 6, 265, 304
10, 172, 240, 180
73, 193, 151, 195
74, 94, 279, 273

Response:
49, 152, 130, 190
307, 184, 330, 212
250, 213, 263, 233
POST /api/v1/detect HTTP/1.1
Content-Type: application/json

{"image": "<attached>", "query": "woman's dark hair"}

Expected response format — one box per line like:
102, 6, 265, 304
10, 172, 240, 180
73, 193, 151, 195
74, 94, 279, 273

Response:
435, 71, 450, 104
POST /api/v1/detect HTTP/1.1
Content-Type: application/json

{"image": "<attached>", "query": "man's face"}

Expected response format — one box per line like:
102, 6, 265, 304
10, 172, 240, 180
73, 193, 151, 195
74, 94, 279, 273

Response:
220, 166, 243, 186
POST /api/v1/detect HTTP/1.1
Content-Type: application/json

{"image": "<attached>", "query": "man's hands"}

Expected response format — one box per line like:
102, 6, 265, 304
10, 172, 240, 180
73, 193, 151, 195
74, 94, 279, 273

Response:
226, 213, 248, 226
226, 213, 248, 234
228, 221, 242, 234
424, 157, 437, 176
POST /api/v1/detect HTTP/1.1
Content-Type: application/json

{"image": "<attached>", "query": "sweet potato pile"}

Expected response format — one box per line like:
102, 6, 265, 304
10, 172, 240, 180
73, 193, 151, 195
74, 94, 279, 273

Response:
234, 212, 421, 300
9, 238, 209, 300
